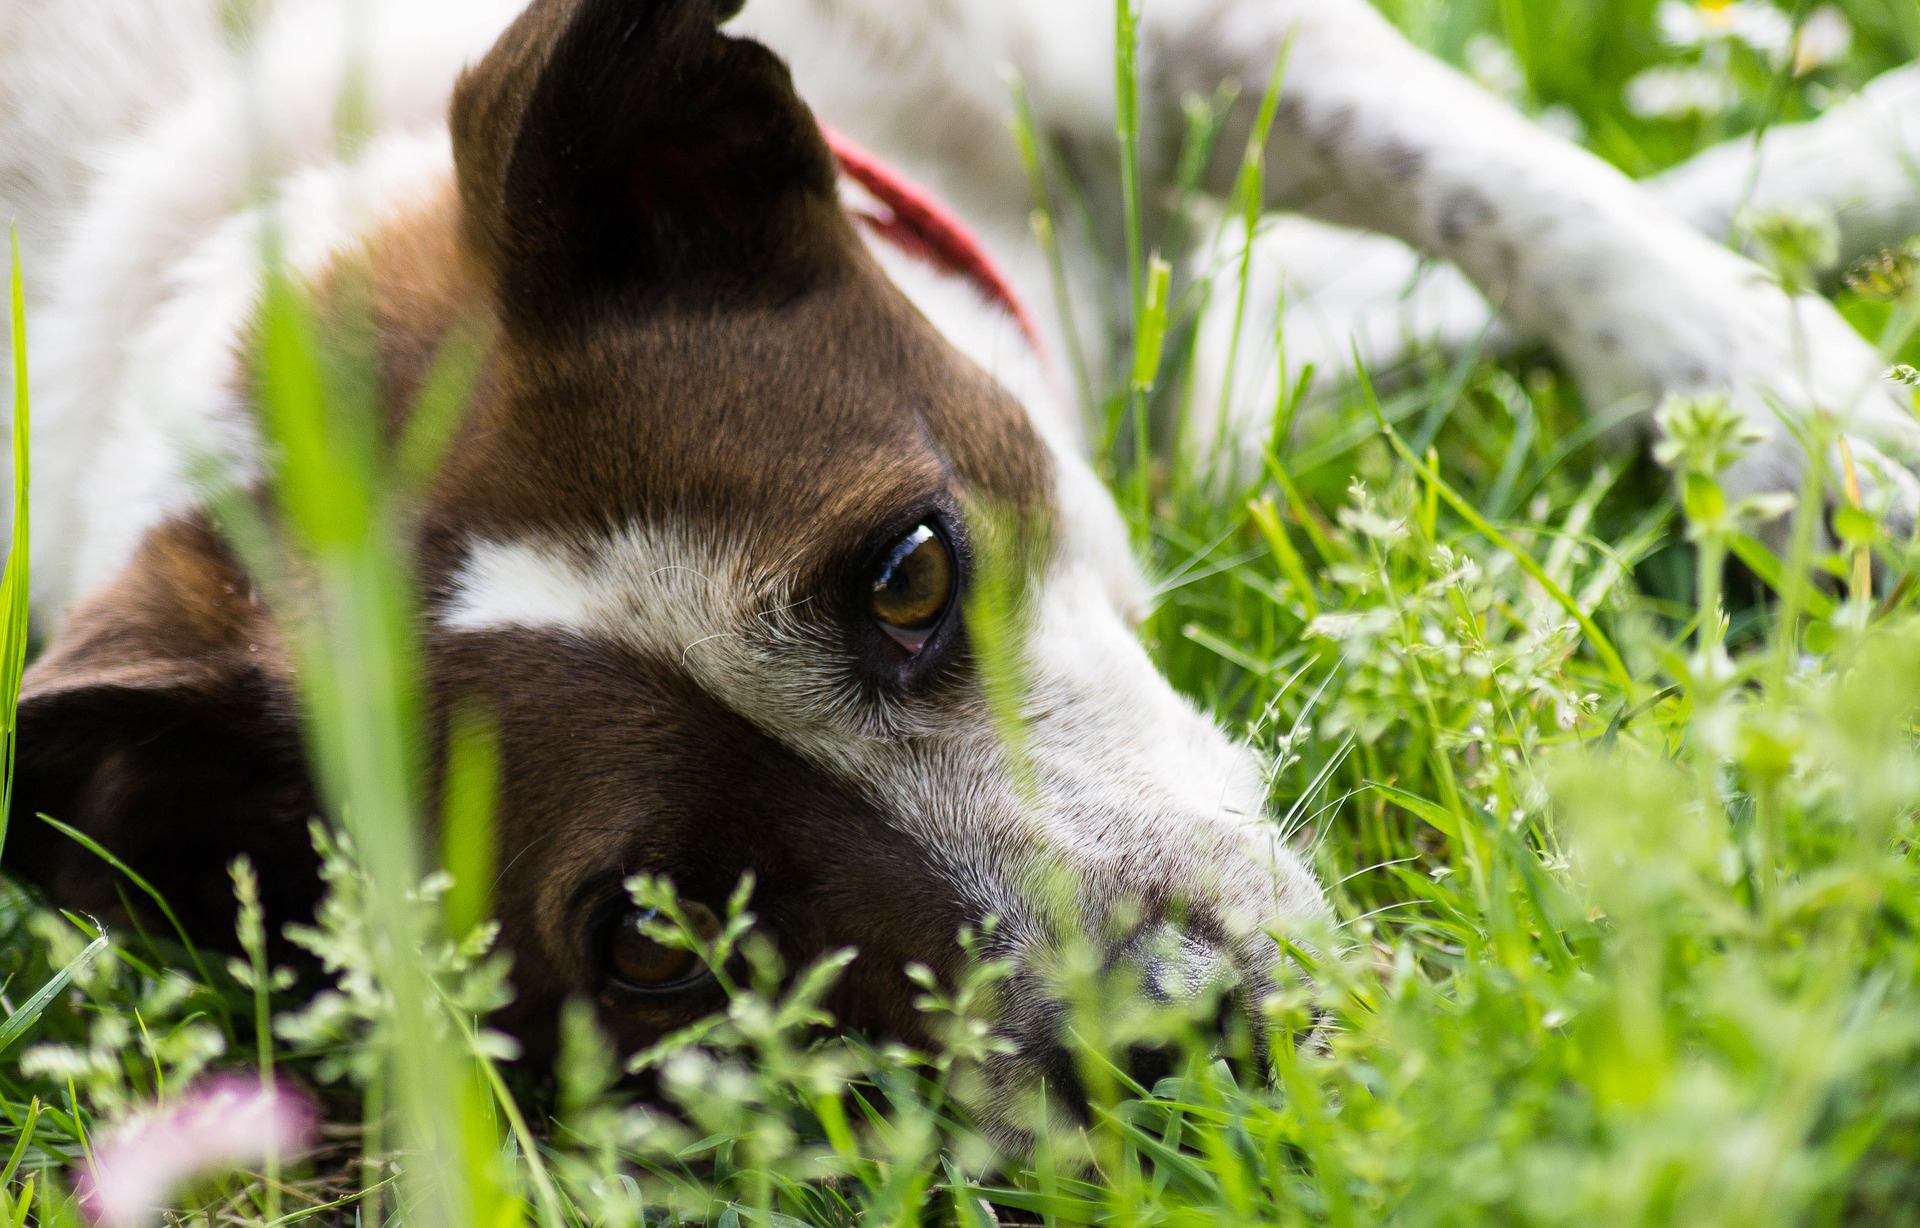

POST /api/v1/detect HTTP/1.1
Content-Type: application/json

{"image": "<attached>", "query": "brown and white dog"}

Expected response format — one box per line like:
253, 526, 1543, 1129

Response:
2, 0, 1917, 1112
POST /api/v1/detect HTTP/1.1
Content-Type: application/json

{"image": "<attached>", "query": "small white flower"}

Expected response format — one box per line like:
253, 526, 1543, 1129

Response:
1626, 65, 1740, 119
1793, 6, 1853, 73
1658, 0, 1794, 57
1657, 0, 1717, 46
1466, 33, 1526, 101
1659, 0, 1850, 70
1537, 105, 1587, 143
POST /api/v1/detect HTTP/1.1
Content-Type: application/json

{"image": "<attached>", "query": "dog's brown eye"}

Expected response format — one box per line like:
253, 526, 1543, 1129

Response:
869, 524, 955, 644
602, 903, 718, 992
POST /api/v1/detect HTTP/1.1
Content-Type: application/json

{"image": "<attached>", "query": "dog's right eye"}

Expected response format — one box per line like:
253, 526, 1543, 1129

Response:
867, 523, 956, 650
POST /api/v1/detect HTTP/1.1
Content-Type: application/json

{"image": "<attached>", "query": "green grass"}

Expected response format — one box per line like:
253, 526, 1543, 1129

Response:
6, 1, 1920, 1225
0, 230, 30, 863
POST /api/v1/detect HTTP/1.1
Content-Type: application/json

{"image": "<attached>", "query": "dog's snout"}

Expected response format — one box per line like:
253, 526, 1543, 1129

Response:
1117, 923, 1273, 1089
989, 918, 1276, 1123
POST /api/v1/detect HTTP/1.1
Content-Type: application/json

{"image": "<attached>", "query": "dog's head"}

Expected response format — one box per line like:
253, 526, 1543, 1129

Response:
11, 0, 1325, 1119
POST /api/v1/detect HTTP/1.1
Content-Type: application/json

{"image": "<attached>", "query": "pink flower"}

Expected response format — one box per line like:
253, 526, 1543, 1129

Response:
76, 1075, 318, 1228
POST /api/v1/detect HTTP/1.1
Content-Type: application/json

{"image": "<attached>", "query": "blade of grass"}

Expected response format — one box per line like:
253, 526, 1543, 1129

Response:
1207, 38, 1293, 487
439, 705, 500, 944
4, 1177, 31, 1228
1837, 435, 1872, 602
0, 1098, 40, 1189
0, 931, 108, 1060
1008, 77, 1098, 420
396, 321, 489, 495
1114, 0, 1144, 326
1368, 780, 1465, 847
1131, 257, 1173, 530
249, 241, 510, 1228
1247, 495, 1320, 619
0, 229, 31, 862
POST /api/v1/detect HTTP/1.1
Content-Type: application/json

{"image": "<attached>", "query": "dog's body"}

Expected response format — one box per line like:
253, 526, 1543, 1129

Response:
4, 0, 1919, 1113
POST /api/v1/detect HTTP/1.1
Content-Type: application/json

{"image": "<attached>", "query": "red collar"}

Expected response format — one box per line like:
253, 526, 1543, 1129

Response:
822, 126, 1046, 354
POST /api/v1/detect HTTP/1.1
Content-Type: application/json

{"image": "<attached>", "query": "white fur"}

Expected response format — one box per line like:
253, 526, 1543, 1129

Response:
0, 0, 227, 297
9, 0, 531, 615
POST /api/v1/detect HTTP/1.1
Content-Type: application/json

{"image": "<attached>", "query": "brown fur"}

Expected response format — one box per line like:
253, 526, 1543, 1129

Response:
11, 518, 319, 943
444, 628, 975, 1059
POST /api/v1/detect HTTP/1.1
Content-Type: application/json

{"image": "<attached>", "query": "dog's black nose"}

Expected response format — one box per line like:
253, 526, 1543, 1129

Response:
1116, 920, 1282, 1088
1121, 974, 1270, 1093
1009, 923, 1274, 1118
1022, 982, 1267, 1125
1121, 1039, 1181, 1093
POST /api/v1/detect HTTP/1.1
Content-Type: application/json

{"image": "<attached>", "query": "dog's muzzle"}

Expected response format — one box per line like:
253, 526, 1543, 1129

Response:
976, 914, 1284, 1128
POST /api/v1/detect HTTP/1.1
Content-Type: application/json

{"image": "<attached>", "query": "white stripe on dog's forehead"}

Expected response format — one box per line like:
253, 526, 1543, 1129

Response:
441, 523, 884, 766
441, 524, 816, 718
442, 539, 613, 637
443, 524, 776, 647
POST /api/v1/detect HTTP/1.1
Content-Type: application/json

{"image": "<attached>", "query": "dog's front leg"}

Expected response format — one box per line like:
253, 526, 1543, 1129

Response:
1151, 0, 1920, 525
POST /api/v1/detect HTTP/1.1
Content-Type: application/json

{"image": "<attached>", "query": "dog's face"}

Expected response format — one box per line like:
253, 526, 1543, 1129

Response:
12, 0, 1324, 1114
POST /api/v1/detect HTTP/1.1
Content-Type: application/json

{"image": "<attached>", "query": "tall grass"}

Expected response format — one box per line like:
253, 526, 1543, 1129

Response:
0, 230, 31, 861
245, 258, 522, 1228
4, 1, 1920, 1226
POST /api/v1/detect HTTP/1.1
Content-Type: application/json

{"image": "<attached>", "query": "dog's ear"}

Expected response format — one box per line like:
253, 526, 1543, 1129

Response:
451, 0, 847, 330
4, 521, 320, 945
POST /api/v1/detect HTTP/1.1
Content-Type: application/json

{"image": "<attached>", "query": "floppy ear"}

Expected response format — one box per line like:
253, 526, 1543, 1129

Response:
451, 0, 848, 330
4, 521, 320, 946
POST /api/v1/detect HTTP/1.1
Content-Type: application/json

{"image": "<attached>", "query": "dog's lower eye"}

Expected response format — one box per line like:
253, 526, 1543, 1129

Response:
601, 904, 717, 992
869, 523, 955, 645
